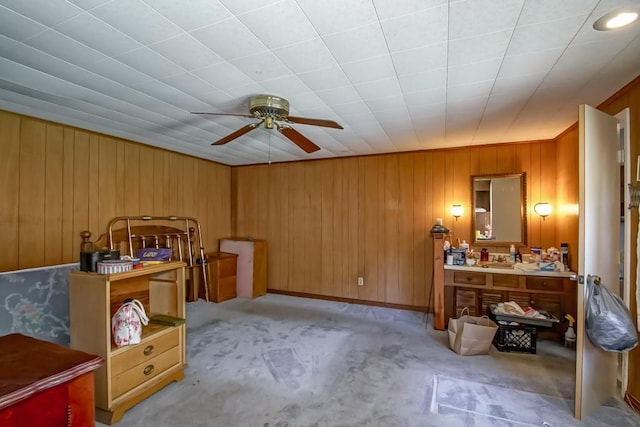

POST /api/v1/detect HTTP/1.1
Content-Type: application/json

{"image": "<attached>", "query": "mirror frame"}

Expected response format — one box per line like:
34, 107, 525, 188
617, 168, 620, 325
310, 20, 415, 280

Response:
471, 172, 527, 246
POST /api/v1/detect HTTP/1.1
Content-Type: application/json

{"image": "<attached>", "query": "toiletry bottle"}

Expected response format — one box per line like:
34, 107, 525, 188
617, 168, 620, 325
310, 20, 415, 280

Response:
480, 248, 489, 262
560, 243, 569, 269
515, 248, 522, 263
460, 240, 469, 252
509, 244, 516, 263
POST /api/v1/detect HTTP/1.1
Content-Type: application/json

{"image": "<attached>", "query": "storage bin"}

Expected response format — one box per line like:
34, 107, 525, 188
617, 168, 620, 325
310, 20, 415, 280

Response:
493, 321, 537, 354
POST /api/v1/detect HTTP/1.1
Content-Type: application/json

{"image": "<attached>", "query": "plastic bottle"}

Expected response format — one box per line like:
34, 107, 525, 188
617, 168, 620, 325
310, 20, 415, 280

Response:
460, 240, 469, 251
509, 244, 516, 263
446, 249, 454, 265
560, 243, 569, 269
564, 314, 576, 348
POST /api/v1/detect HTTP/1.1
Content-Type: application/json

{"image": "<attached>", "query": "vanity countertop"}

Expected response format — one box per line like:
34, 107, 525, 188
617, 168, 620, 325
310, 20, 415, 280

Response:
444, 264, 576, 278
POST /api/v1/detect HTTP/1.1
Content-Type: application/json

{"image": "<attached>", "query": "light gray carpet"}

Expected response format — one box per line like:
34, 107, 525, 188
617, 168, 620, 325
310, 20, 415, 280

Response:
103, 294, 638, 426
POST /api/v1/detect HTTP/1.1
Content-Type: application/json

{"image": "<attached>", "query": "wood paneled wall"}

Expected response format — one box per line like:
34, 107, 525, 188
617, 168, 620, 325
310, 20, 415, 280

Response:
232, 140, 562, 309
0, 111, 232, 272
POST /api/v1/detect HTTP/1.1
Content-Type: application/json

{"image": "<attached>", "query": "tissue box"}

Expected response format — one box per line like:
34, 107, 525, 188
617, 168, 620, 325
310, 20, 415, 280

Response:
450, 249, 466, 266
538, 262, 554, 271
136, 248, 172, 261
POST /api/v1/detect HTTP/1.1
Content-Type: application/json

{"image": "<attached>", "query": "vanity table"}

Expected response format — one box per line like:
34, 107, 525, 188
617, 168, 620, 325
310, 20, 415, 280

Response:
444, 265, 576, 340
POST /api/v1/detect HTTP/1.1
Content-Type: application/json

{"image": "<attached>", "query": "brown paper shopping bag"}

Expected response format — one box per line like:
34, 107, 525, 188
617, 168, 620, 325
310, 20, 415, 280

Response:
448, 307, 498, 356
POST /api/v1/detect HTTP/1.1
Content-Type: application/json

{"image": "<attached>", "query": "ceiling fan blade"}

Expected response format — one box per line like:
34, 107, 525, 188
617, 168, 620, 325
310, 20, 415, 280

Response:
277, 126, 321, 153
286, 116, 343, 129
192, 112, 254, 118
212, 122, 262, 146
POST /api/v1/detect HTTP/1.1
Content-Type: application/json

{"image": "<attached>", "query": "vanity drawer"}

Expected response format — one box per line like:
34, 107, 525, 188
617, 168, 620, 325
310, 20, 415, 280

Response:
480, 290, 505, 316
453, 272, 486, 286
526, 277, 564, 292
493, 274, 520, 288
111, 345, 181, 399
111, 328, 180, 377
506, 291, 532, 309
455, 288, 478, 317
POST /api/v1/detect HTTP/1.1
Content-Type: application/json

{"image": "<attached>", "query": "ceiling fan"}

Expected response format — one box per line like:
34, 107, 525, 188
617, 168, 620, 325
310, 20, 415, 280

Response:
192, 94, 343, 153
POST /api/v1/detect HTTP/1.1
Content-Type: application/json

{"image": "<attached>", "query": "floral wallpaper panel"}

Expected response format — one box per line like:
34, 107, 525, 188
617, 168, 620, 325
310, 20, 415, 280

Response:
0, 264, 77, 346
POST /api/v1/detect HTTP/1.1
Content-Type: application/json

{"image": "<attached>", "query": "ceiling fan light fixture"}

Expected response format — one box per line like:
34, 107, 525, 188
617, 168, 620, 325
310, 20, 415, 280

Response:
250, 94, 290, 119
593, 10, 638, 31
193, 94, 342, 153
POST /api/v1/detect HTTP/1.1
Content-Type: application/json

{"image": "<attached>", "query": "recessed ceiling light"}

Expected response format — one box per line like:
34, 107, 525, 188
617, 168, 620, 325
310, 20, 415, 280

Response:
593, 10, 639, 31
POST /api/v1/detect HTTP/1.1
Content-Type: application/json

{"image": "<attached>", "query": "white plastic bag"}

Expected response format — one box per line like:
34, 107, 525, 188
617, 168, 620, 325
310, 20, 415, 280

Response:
585, 275, 637, 353
111, 299, 149, 348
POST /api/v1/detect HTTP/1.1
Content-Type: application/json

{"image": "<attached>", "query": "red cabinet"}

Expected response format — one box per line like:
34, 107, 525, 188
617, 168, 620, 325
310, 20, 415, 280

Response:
0, 334, 103, 426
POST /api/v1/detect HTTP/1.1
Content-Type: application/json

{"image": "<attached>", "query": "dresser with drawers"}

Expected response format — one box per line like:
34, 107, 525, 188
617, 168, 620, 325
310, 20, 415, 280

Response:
444, 265, 577, 340
69, 261, 187, 424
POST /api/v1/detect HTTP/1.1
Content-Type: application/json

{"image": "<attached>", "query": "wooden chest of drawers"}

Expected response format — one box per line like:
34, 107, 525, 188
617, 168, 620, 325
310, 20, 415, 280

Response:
220, 238, 267, 298
0, 334, 103, 427
70, 262, 187, 425
199, 252, 238, 302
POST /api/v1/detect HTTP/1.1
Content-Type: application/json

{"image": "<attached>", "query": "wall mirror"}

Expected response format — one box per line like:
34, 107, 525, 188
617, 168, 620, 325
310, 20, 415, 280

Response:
471, 173, 527, 246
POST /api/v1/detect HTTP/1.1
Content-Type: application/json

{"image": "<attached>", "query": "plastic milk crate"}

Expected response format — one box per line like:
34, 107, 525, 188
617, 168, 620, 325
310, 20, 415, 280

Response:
493, 321, 538, 354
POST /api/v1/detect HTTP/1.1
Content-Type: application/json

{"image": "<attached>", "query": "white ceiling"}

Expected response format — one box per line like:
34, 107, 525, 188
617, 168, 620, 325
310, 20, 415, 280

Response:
0, 0, 639, 166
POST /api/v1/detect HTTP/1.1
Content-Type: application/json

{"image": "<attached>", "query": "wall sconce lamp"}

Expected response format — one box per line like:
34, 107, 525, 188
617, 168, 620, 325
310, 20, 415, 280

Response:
451, 204, 463, 221
534, 202, 552, 221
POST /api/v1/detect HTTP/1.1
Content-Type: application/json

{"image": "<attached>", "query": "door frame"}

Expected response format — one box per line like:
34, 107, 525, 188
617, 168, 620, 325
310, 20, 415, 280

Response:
618, 107, 631, 395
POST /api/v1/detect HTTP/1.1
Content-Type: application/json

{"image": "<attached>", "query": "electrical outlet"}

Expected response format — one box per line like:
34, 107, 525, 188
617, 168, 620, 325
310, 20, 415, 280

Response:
357, 276, 364, 286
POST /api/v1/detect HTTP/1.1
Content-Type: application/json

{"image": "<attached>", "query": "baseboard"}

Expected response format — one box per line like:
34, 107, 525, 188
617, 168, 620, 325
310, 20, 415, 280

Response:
266, 288, 428, 313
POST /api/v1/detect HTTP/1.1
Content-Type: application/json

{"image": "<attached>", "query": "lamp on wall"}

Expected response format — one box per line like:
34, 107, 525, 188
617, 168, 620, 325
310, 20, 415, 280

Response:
534, 202, 552, 221
451, 204, 463, 221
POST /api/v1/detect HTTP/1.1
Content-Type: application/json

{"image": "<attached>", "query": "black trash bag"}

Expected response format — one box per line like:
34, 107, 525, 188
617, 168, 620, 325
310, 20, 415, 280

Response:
585, 275, 638, 353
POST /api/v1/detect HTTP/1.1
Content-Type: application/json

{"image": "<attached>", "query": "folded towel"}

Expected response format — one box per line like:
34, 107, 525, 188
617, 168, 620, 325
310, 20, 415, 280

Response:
513, 262, 540, 272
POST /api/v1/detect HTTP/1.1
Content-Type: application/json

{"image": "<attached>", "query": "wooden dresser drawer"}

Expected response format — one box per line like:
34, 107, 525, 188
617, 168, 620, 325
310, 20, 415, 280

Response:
526, 277, 564, 292
455, 288, 478, 316
200, 252, 238, 302
506, 291, 532, 309
218, 253, 238, 277
453, 272, 486, 286
111, 328, 180, 377
493, 274, 519, 288
111, 345, 181, 399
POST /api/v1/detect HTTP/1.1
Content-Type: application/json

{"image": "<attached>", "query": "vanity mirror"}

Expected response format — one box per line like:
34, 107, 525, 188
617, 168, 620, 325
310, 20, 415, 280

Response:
471, 173, 527, 246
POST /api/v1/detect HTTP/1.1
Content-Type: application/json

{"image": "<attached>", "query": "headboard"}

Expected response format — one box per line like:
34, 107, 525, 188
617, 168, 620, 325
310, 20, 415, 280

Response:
81, 215, 209, 301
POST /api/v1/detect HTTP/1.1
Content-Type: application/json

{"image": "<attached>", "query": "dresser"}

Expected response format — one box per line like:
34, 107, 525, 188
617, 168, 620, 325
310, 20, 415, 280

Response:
444, 265, 576, 340
198, 252, 238, 302
69, 262, 186, 424
220, 238, 267, 298
0, 334, 103, 427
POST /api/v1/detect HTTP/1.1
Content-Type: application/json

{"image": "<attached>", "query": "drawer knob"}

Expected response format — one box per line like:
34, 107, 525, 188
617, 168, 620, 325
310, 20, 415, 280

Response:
143, 364, 155, 376
466, 276, 472, 282
143, 345, 154, 356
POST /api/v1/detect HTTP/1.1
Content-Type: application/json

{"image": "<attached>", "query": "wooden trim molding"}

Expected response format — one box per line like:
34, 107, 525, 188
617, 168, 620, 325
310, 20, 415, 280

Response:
267, 288, 428, 313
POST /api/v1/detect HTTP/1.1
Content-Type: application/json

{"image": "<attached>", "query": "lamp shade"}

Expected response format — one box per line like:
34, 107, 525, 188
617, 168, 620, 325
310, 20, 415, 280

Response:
534, 202, 552, 218
451, 204, 463, 219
